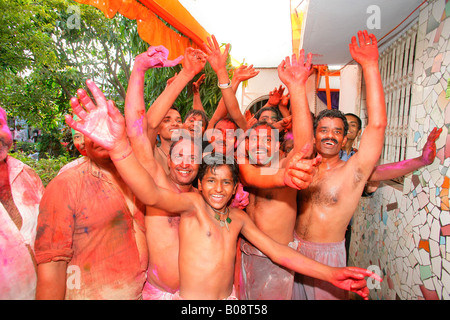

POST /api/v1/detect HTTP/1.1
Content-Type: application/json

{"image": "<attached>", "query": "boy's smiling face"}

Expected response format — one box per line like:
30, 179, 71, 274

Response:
198, 165, 237, 213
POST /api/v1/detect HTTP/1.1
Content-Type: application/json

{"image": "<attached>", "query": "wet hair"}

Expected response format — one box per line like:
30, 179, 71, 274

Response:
184, 109, 209, 130
254, 106, 282, 122
247, 120, 278, 137
169, 135, 202, 159
213, 117, 238, 130
344, 113, 362, 130
313, 109, 348, 137
169, 106, 180, 113
198, 152, 239, 186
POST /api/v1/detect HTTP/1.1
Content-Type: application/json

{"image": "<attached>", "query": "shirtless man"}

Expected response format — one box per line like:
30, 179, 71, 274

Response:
237, 50, 316, 300
65, 58, 382, 300
124, 45, 206, 299
292, 30, 387, 300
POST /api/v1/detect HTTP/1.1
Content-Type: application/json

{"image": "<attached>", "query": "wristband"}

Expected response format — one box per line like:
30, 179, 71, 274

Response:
217, 79, 232, 89
110, 144, 133, 162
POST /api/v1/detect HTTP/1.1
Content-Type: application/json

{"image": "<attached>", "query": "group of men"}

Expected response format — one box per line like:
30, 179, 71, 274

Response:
0, 30, 441, 300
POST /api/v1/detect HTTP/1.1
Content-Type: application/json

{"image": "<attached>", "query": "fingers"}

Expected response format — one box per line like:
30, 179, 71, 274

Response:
350, 281, 370, 300
106, 100, 124, 124
357, 30, 365, 46
306, 52, 313, 71
65, 114, 80, 131
70, 96, 88, 120
86, 79, 108, 108
428, 127, 442, 142
198, 74, 206, 82
369, 33, 377, 46
346, 266, 383, 283
165, 54, 184, 67
76, 88, 96, 113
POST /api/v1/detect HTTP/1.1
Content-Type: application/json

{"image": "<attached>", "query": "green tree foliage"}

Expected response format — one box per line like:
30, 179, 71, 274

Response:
0, 0, 230, 157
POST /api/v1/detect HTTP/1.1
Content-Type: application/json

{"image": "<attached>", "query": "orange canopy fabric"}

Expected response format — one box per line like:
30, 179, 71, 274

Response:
139, 0, 210, 49
73, 0, 210, 60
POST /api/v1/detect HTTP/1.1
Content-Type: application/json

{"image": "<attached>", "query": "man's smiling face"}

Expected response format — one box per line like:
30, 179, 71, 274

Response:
314, 117, 347, 157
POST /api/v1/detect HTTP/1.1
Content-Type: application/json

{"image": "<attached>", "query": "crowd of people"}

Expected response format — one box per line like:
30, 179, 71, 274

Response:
0, 30, 441, 300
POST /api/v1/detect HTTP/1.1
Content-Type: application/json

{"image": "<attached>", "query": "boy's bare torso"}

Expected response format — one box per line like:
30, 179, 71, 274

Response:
178, 193, 244, 300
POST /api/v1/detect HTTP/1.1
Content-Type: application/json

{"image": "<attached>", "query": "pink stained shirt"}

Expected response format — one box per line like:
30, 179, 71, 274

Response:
35, 158, 148, 299
0, 156, 44, 299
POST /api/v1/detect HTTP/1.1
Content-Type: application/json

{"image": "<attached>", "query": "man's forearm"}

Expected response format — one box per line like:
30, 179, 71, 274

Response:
369, 156, 425, 181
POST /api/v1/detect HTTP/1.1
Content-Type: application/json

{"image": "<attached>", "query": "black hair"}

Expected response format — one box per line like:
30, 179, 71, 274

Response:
313, 109, 348, 137
213, 117, 238, 130
254, 106, 282, 122
184, 109, 209, 130
344, 113, 362, 130
169, 135, 202, 158
198, 152, 239, 186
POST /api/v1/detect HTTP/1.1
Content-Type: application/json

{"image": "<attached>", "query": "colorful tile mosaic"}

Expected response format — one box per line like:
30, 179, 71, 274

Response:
349, 0, 450, 300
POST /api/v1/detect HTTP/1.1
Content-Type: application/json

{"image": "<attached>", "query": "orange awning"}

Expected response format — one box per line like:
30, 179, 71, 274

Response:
138, 0, 210, 49
73, 0, 210, 60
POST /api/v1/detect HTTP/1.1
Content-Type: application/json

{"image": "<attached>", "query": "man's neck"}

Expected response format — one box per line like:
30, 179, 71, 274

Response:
170, 178, 195, 193
342, 139, 355, 154
318, 153, 342, 171
160, 138, 172, 152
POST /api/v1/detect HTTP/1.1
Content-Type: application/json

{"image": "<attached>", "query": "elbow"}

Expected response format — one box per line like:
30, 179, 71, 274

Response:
372, 119, 387, 132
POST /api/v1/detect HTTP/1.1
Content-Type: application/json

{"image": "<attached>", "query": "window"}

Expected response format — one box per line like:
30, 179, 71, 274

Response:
378, 22, 418, 183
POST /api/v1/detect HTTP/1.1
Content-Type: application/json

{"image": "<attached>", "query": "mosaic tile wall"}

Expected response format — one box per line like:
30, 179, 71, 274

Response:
349, 0, 450, 300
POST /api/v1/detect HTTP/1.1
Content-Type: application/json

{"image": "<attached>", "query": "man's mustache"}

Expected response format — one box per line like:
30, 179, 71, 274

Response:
321, 138, 338, 144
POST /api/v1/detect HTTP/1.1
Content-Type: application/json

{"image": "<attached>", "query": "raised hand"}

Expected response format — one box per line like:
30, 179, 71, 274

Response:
204, 35, 230, 73
329, 266, 383, 300
279, 93, 290, 108
134, 45, 183, 73
349, 30, 379, 67
232, 64, 259, 83
230, 182, 250, 209
421, 127, 442, 165
182, 47, 207, 78
268, 85, 285, 106
273, 116, 292, 132
284, 144, 321, 190
65, 79, 127, 152
192, 74, 206, 93
278, 49, 313, 87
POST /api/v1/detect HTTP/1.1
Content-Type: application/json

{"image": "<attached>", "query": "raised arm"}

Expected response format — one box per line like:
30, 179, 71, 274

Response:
277, 49, 314, 156
204, 35, 252, 131
66, 80, 194, 214
146, 47, 207, 140
349, 30, 387, 176
239, 210, 382, 299
238, 144, 320, 190
207, 64, 259, 131
125, 46, 182, 176
192, 74, 206, 112
369, 127, 442, 181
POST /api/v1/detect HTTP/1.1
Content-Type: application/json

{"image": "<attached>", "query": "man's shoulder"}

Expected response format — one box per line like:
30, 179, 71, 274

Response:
46, 159, 90, 189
